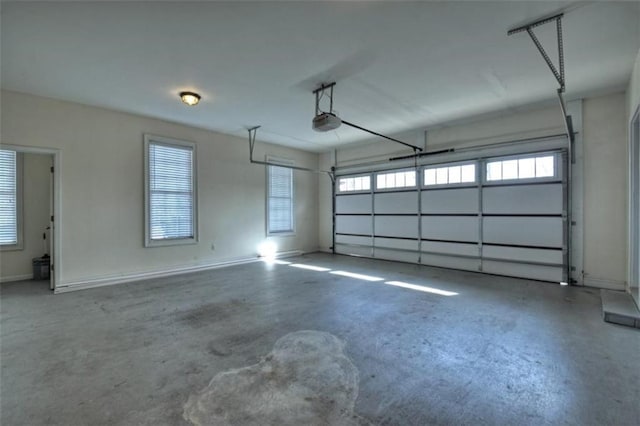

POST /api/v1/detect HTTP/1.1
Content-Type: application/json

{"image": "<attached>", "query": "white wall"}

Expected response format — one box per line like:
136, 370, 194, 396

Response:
0, 90, 319, 290
318, 151, 334, 253
583, 92, 628, 288
0, 153, 52, 281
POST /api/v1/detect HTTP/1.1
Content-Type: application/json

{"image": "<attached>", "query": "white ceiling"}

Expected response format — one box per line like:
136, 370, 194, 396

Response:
2, 1, 639, 152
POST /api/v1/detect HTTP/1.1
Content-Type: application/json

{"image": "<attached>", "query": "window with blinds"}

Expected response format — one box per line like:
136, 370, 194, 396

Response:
267, 162, 294, 235
0, 149, 21, 248
144, 136, 197, 246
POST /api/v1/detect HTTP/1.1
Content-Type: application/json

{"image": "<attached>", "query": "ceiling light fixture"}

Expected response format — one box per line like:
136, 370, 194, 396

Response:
179, 91, 201, 106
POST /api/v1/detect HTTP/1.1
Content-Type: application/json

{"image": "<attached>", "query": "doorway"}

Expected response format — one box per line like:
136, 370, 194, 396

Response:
0, 145, 60, 291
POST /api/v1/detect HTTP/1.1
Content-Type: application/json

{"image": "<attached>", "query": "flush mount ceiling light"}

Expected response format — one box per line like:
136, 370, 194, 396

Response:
179, 91, 201, 106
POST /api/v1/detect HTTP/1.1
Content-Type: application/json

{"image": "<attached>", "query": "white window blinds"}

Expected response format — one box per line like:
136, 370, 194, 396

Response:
268, 164, 294, 234
148, 142, 195, 242
0, 150, 18, 246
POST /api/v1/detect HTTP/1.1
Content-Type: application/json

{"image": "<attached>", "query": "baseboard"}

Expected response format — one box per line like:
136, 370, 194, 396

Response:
583, 276, 626, 290
0, 273, 33, 283
54, 250, 304, 294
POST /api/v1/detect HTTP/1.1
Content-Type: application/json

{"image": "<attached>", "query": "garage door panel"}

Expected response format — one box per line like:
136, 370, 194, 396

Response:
335, 244, 372, 257
375, 216, 419, 239
422, 241, 478, 257
421, 216, 479, 242
420, 254, 480, 272
483, 245, 563, 265
421, 188, 478, 214
482, 260, 563, 282
375, 192, 417, 214
336, 194, 371, 214
374, 237, 419, 251
374, 248, 419, 263
336, 215, 372, 235
335, 234, 371, 246
483, 217, 563, 248
483, 184, 563, 215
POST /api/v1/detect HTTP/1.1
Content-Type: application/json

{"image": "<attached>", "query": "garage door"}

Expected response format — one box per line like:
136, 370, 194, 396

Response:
334, 150, 567, 282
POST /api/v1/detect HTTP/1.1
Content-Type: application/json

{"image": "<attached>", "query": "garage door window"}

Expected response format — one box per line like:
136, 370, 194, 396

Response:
424, 164, 475, 186
338, 175, 370, 193
486, 154, 556, 182
376, 170, 416, 190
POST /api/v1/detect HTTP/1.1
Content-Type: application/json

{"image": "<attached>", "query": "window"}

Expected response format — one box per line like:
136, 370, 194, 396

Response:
486, 154, 556, 182
144, 136, 197, 247
0, 149, 22, 249
424, 164, 475, 186
267, 160, 294, 235
337, 175, 370, 193
376, 170, 416, 190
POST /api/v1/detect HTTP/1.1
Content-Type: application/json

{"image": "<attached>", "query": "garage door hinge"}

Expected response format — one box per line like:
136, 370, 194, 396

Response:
50, 166, 54, 173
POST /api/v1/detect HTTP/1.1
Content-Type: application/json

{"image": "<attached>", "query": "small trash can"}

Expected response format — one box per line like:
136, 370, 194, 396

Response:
32, 256, 50, 280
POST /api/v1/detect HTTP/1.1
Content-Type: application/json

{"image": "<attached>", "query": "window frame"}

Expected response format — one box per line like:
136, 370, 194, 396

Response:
483, 151, 561, 185
266, 156, 295, 236
336, 174, 372, 194
374, 168, 417, 192
0, 150, 24, 251
144, 134, 198, 248
422, 161, 477, 188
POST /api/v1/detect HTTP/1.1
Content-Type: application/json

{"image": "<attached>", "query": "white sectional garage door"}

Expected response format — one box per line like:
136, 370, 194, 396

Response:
334, 150, 567, 283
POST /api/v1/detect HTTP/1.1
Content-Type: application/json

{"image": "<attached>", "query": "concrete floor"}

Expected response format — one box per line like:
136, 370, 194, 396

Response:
1, 253, 639, 425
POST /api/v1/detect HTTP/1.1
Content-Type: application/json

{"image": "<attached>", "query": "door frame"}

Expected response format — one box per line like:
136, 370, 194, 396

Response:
1, 144, 61, 291
629, 105, 640, 304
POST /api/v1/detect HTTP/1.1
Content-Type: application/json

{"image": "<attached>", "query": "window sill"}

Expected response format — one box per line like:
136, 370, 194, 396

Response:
0, 244, 24, 252
144, 237, 198, 248
267, 231, 296, 238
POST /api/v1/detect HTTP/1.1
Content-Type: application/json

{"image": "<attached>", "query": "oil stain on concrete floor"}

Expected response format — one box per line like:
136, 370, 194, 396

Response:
183, 330, 364, 426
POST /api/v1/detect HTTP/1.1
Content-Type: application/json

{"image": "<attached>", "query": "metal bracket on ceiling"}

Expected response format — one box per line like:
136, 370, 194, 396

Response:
313, 82, 336, 116
246, 126, 335, 181
508, 13, 565, 93
508, 13, 574, 151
